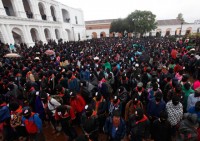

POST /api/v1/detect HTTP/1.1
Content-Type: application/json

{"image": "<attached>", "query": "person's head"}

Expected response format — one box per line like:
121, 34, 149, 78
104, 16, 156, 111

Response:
159, 110, 168, 122
56, 105, 67, 116
132, 94, 139, 104
195, 87, 200, 97
22, 106, 31, 119
152, 83, 158, 91
69, 91, 77, 99
40, 91, 48, 103
95, 91, 102, 101
85, 105, 93, 117
182, 74, 189, 82
56, 84, 63, 94
9, 101, 20, 111
183, 82, 191, 90
67, 71, 72, 79
195, 101, 200, 112
137, 82, 143, 91
172, 95, 180, 106
135, 108, 144, 121
113, 95, 118, 104
175, 84, 182, 93
112, 110, 121, 124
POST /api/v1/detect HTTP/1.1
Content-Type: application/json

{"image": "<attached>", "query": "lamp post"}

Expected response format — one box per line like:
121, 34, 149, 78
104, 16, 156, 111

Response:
72, 27, 75, 41
180, 21, 183, 36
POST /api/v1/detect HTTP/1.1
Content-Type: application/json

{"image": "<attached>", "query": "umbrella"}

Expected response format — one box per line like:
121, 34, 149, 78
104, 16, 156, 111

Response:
45, 50, 55, 55
4, 53, 21, 58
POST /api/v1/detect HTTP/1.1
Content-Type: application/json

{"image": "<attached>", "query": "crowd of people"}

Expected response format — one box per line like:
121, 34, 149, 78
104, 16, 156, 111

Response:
0, 36, 200, 141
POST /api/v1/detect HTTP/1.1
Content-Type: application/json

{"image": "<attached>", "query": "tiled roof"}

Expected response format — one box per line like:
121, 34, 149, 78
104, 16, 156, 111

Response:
85, 19, 187, 26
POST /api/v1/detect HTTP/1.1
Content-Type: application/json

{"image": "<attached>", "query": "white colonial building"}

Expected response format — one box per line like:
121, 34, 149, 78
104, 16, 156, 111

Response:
0, 0, 86, 47
85, 19, 200, 38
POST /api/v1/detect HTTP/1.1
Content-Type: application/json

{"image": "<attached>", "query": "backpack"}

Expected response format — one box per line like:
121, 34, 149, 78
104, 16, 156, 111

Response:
24, 114, 38, 134
10, 111, 22, 128
50, 95, 63, 105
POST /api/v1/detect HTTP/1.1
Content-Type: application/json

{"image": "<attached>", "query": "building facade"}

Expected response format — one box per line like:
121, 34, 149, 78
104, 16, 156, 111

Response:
86, 19, 200, 39
0, 0, 86, 47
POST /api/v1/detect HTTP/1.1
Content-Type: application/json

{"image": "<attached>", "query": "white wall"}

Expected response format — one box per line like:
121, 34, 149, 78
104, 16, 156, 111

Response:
0, 0, 86, 47
86, 28, 110, 39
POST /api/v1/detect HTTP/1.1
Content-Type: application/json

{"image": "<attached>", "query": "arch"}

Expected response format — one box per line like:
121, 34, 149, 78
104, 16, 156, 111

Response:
62, 9, 70, 23
12, 27, 24, 44
22, 0, 33, 18
55, 29, 60, 39
2, 0, 16, 16
197, 28, 200, 33
185, 27, 192, 35
156, 29, 162, 37
50, 5, 56, 21
38, 2, 46, 20
165, 28, 171, 36
65, 29, 72, 41
100, 32, 106, 38
44, 28, 51, 41
92, 32, 97, 38
30, 28, 39, 42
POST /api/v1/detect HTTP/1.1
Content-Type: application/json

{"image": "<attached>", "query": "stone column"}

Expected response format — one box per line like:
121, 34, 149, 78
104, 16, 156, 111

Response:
45, 3, 53, 21
5, 25, 14, 44
16, 0, 27, 18
50, 27, 56, 40
32, 0, 42, 20
0, 0, 7, 16
0, 24, 10, 43
38, 26, 47, 43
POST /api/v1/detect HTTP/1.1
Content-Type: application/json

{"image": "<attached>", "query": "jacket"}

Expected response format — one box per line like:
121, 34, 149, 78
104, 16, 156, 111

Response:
104, 116, 126, 140
0, 103, 10, 123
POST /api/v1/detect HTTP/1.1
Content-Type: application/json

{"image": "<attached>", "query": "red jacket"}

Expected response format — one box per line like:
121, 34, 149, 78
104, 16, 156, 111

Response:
70, 95, 86, 113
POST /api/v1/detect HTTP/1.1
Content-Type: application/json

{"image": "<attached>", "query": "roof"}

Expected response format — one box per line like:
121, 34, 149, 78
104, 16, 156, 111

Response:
157, 19, 186, 26
85, 19, 115, 24
85, 19, 187, 26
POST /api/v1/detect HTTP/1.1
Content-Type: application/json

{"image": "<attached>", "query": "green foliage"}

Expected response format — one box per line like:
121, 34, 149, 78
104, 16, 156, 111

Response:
176, 13, 185, 23
110, 10, 157, 36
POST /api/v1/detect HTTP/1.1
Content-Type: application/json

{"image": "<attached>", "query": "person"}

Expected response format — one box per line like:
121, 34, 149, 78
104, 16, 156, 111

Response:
81, 105, 99, 141
21, 106, 44, 141
108, 95, 122, 116
166, 95, 183, 139
182, 82, 194, 112
152, 111, 171, 141
0, 98, 11, 141
55, 105, 77, 141
187, 87, 200, 111
125, 94, 143, 121
127, 108, 150, 141
177, 113, 199, 141
188, 101, 200, 122
104, 110, 126, 141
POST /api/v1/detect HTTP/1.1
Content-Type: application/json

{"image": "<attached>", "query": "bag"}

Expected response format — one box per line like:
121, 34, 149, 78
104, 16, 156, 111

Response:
24, 114, 38, 134
10, 111, 22, 128
50, 95, 63, 105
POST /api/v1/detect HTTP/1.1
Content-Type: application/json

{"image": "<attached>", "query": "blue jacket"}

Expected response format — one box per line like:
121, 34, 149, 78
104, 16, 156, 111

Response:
147, 99, 166, 118
104, 116, 126, 140
188, 106, 200, 122
22, 113, 42, 132
0, 104, 10, 123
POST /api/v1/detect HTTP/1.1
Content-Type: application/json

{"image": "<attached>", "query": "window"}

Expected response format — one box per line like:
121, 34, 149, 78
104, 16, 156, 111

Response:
75, 16, 78, 24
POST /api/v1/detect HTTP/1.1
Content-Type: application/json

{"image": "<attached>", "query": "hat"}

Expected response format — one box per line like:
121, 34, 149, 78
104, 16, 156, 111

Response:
94, 56, 99, 60
34, 57, 40, 60
69, 91, 76, 97
113, 95, 118, 100
135, 108, 144, 118
137, 82, 143, 87
113, 110, 121, 117
22, 106, 31, 116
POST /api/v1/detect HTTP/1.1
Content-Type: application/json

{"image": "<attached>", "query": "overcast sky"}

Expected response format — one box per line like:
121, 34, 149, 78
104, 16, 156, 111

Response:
57, 0, 200, 23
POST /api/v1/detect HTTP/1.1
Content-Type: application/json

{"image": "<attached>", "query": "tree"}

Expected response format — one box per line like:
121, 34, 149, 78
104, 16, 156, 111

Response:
126, 10, 157, 36
176, 13, 184, 22
110, 18, 129, 34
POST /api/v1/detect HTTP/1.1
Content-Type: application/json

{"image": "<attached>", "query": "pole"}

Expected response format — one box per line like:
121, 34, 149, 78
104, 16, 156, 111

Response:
72, 27, 75, 41
180, 22, 183, 36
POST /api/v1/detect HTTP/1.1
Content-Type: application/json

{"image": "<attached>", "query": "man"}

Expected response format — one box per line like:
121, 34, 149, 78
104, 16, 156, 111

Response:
152, 111, 171, 141
125, 94, 143, 121
187, 87, 200, 111
127, 108, 150, 141
55, 105, 77, 141
166, 95, 183, 139
22, 106, 44, 141
104, 110, 126, 141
